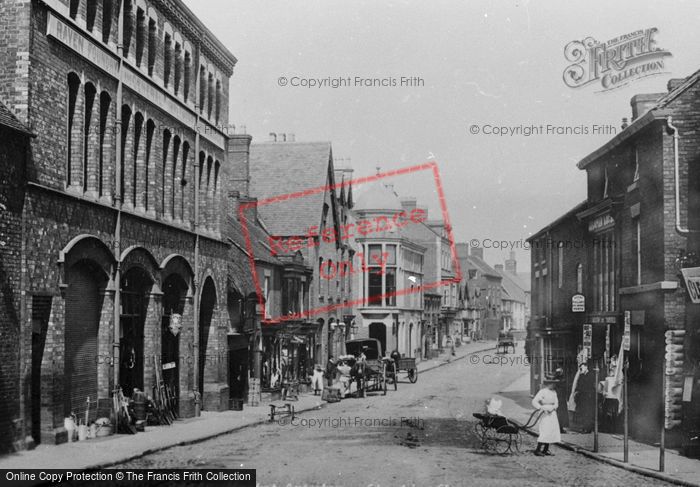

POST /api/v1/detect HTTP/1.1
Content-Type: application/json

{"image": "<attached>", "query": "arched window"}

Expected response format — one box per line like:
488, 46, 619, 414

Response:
83, 83, 97, 193
135, 9, 146, 68
181, 142, 190, 220
147, 19, 157, 76
133, 112, 144, 207
69, 0, 79, 19
67, 73, 81, 188
174, 43, 182, 95
163, 33, 172, 87
215, 79, 222, 125
102, 0, 114, 43
199, 66, 206, 114
207, 73, 214, 119
122, 0, 133, 59
120, 105, 132, 202
98, 92, 111, 197
161, 129, 171, 215
171, 136, 181, 218
86, 1, 97, 31
145, 119, 155, 211
183, 51, 192, 101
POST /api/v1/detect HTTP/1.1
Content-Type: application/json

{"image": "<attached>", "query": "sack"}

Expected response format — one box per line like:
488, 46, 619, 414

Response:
322, 388, 341, 403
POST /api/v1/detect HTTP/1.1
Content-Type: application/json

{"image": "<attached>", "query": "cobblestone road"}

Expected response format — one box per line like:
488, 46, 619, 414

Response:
117, 348, 672, 486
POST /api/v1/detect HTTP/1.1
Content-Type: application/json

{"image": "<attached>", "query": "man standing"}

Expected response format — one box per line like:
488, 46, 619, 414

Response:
553, 367, 569, 433
325, 356, 336, 388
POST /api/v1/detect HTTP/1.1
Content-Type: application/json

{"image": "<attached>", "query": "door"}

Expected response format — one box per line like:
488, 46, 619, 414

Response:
369, 323, 387, 357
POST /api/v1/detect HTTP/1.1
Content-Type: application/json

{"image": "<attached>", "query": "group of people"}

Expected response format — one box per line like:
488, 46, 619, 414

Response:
531, 359, 622, 458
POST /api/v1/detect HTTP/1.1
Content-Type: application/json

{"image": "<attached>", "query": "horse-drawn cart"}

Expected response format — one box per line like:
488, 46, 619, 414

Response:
386, 355, 418, 384
345, 339, 395, 397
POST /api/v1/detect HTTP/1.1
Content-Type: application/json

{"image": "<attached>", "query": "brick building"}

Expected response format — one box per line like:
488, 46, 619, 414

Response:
0, 0, 238, 448
526, 201, 589, 396
528, 70, 700, 447
0, 103, 34, 453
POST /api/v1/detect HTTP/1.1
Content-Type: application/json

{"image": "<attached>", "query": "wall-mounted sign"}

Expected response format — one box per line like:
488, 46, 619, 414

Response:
588, 214, 615, 233
623, 311, 631, 351
162, 362, 176, 370
572, 294, 585, 312
681, 267, 700, 303
583, 324, 592, 359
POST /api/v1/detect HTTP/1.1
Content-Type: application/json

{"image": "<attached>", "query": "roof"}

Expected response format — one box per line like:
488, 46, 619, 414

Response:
527, 200, 588, 242
577, 68, 700, 169
461, 254, 501, 279
354, 181, 403, 212
0, 102, 34, 136
497, 269, 526, 303
249, 142, 333, 236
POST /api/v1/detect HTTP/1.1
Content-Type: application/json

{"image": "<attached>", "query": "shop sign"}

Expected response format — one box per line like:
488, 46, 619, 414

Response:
588, 214, 614, 233
680, 267, 700, 303
623, 311, 631, 351
583, 324, 592, 359
162, 362, 176, 370
572, 294, 585, 312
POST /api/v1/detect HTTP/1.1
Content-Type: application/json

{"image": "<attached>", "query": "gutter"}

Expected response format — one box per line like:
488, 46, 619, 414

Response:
668, 116, 700, 235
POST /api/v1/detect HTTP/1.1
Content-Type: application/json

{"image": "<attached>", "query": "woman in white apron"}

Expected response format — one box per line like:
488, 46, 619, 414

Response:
531, 378, 561, 456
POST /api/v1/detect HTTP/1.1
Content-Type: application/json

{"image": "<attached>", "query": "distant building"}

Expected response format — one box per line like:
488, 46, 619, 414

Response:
457, 244, 502, 341
495, 264, 526, 338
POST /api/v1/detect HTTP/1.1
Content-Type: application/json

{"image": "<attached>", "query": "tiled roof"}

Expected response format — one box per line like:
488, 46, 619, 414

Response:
0, 102, 33, 136
497, 269, 526, 303
249, 142, 333, 236
462, 255, 501, 279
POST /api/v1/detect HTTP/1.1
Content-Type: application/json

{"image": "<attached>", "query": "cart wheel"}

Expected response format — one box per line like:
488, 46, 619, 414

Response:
408, 368, 418, 383
392, 364, 398, 390
489, 428, 511, 455
510, 431, 522, 453
473, 423, 487, 446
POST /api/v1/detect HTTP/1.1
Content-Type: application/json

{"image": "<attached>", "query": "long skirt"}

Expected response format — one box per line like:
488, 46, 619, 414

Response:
537, 411, 561, 443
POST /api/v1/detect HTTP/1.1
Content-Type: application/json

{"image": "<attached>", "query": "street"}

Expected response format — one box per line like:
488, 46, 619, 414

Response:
116, 349, 672, 486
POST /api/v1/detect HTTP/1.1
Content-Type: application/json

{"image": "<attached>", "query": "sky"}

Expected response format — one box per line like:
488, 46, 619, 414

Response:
184, 0, 700, 270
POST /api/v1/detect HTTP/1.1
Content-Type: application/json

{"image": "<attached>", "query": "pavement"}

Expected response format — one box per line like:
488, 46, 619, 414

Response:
496, 367, 700, 487
0, 338, 495, 471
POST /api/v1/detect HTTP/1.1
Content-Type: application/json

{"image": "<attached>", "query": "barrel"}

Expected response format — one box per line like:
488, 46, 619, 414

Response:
133, 389, 147, 421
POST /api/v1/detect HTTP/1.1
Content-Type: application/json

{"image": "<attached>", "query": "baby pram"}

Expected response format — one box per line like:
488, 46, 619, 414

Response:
472, 409, 544, 454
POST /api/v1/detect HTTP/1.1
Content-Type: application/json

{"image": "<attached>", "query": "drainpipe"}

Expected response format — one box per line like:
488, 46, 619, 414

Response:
112, 0, 126, 397
192, 41, 202, 417
669, 117, 700, 236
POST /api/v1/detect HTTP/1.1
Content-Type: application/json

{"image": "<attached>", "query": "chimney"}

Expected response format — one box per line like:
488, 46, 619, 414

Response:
495, 264, 504, 271
239, 196, 258, 223
288, 133, 295, 142
630, 93, 664, 121
621, 117, 629, 130
227, 133, 253, 196
279, 133, 286, 142
505, 251, 517, 274
470, 246, 484, 260
667, 78, 684, 92
228, 190, 241, 218
456, 242, 470, 259
269, 132, 277, 142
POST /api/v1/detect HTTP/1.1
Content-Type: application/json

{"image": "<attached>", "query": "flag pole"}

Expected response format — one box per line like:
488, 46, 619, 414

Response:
594, 360, 599, 453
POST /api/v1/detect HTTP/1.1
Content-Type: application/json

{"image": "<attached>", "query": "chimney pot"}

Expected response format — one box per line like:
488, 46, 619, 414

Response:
621, 117, 629, 130
269, 132, 277, 142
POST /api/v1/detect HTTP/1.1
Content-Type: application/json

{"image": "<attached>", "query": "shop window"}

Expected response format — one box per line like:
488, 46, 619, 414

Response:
163, 33, 172, 87
82, 83, 97, 193
385, 268, 396, 306
86, 1, 97, 32
147, 19, 157, 76
592, 231, 616, 311
102, 0, 113, 43
367, 267, 383, 306
69, 0, 79, 19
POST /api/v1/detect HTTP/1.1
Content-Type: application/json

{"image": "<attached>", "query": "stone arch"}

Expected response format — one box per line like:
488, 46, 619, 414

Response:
198, 276, 222, 409
59, 234, 115, 283
120, 246, 162, 292
160, 254, 194, 293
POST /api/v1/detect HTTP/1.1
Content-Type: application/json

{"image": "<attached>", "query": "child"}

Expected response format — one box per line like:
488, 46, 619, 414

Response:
532, 378, 561, 456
